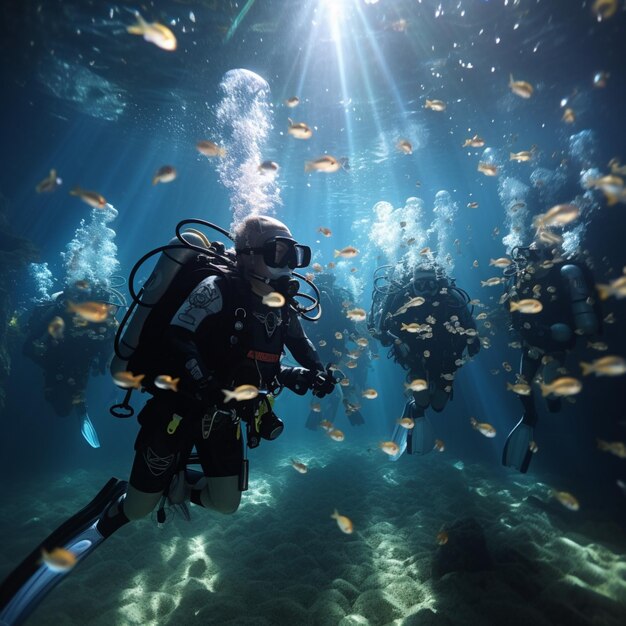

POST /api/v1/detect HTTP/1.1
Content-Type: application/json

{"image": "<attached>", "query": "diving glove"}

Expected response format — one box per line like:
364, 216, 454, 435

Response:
311, 367, 336, 398
278, 367, 315, 395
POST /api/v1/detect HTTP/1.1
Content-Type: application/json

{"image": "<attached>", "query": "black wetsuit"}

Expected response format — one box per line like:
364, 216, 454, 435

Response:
129, 273, 322, 493
23, 298, 117, 416
382, 284, 479, 408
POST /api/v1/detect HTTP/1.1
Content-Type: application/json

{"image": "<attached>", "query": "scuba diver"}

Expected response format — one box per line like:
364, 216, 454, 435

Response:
303, 271, 366, 430
501, 243, 600, 473
369, 262, 480, 458
0, 215, 335, 626
21, 284, 121, 448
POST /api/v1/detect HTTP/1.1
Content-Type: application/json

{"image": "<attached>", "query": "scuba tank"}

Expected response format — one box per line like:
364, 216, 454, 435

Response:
110, 230, 211, 380
560, 264, 599, 335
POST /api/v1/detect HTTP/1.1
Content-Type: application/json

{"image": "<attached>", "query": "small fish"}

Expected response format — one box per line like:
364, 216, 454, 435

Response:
436, 530, 448, 545
69, 187, 106, 209
562, 108, 576, 124
597, 439, 626, 459
334, 331, 343, 340
397, 417, 415, 429
593, 71, 610, 88
425, 99, 446, 112
481, 277, 505, 287
507, 382, 531, 396
262, 291, 286, 308
318, 227, 332, 237
580, 356, 626, 377
327, 262, 336, 269
331, 509, 353, 534
401, 322, 428, 333
152, 165, 177, 185
311, 402, 322, 413
467, 201, 479, 209
113, 371, 145, 390
329, 429, 345, 442
346, 360, 358, 369
339, 378, 350, 387
477, 162, 498, 176
533, 204, 579, 229
587, 341, 608, 351
540, 377, 582, 397
346, 308, 367, 322
222, 384, 259, 403
379, 441, 400, 456
67, 301, 110, 322
36, 169, 62, 193
259, 160, 279, 174
419, 246, 431, 256
126, 12, 177, 51
318, 339, 327, 347
470, 417, 496, 438
285, 96, 300, 107
335, 246, 359, 259
463, 135, 485, 148
529, 440, 539, 454
154, 375, 180, 392
509, 73, 534, 98
596, 275, 626, 300
356, 337, 369, 347
510, 151, 533, 162
319, 419, 333, 432
433, 439, 445, 452
551, 490, 580, 511
509, 299, 543, 314
41, 547, 77, 573
362, 389, 378, 400
291, 459, 308, 473
592, 0, 618, 20
393, 296, 425, 316
47, 316, 65, 340
396, 139, 413, 154
405, 378, 428, 392
489, 257, 512, 268
312, 263, 324, 272
196, 140, 226, 157
288, 118, 313, 140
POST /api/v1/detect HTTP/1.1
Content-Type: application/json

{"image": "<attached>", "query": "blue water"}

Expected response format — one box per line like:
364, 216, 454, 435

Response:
1, 1, 625, 624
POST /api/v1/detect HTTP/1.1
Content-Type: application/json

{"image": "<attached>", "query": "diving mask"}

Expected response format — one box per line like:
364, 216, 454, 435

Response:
239, 236, 311, 270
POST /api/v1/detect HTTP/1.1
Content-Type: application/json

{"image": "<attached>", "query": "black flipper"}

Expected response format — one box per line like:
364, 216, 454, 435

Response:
305, 411, 320, 431
407, 416, 436, 455
0, 478, 127, 626
502, 417, 534, 473
347, 410, 365, 427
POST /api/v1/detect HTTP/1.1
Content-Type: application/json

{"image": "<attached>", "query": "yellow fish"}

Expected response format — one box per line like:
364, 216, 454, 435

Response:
331, 509, 353, 533
222, 384, 259, 403
509, 73, 533, 98
127, 12, 177, 51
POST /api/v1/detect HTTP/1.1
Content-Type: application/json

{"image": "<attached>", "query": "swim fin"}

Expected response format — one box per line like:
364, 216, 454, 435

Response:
407, 416, 436, 455
502, 417, 534, 473
79, 413, 100, 448
0, 478, 126, 626
305, 410, 320, 431
388, 423, 408, 461
347, 410, 365, 427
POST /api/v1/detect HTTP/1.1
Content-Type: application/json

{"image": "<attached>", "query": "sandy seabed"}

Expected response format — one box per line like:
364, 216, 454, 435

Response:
1, 446, 625, 626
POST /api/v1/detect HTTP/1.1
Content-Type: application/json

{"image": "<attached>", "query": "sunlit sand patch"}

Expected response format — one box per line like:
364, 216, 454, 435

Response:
239, 475, 275, 508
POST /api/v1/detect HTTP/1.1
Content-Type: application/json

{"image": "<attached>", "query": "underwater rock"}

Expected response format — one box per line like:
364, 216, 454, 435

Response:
431, 517, 493, 579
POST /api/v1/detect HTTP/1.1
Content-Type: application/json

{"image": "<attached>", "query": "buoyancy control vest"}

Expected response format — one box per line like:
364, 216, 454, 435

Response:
110, 231, 292, 412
